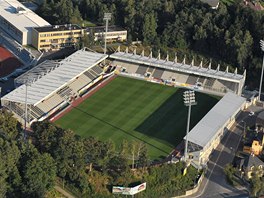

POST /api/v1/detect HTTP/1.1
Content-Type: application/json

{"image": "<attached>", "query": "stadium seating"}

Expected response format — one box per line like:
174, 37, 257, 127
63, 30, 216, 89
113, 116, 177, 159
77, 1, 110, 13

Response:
30, 105, 45, 118
217, 80, 237, 92
204, 78, 216, 87
197, 76, 206, 84
136, 65, 148, 75
186, 75, 199, 85
147, 66, 155, 73
161, 70, 174, 80
91, 66, 103, 75
113, 60, 140, 73
152, 68, 165, 79
84, 71, 96, 80
57, 86, 73, 99
69, 79, 87, 93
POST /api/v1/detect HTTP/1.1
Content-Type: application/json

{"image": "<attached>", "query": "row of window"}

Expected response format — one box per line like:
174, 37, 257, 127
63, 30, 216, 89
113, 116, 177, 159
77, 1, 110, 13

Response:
40, 37, 81, 43
95, 32, 127, 36
0, 16, 23, 38
39, 31, 82, 37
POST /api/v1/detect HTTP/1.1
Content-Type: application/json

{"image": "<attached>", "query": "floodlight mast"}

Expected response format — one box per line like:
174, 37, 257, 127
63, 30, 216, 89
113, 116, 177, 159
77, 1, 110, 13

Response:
103, 13, 111, 56
259, 40, 264, 102
183, 90, 197, 163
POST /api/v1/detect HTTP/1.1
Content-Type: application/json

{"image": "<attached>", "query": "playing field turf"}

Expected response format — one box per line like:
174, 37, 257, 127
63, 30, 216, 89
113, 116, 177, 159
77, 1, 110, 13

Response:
55, 77, 219, 159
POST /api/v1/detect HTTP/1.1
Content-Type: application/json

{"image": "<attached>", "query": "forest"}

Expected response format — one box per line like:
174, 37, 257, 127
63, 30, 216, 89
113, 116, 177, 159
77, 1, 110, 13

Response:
37, 0, 264, 88
0, 110, 199, 197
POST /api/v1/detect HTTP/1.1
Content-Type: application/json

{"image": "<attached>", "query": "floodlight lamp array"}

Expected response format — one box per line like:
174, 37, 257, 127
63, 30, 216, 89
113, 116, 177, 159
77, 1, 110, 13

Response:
183, 90, 196, 106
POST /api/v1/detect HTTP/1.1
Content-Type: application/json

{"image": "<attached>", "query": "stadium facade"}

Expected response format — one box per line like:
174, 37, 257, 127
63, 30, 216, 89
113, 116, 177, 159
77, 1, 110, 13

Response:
0, 0, 50, 45
1, 46, 249, 167
1, 49, 107, 125
110, 47, 246, 96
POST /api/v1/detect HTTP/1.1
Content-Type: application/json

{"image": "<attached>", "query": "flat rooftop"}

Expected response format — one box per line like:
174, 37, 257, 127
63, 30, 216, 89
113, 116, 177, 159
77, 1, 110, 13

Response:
0, 0, 50, 32
86, 26, 126, 33
34, 24, 82, 33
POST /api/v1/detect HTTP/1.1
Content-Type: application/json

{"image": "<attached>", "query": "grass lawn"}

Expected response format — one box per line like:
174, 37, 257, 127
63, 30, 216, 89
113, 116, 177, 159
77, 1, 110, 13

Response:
55, 77, 219, 159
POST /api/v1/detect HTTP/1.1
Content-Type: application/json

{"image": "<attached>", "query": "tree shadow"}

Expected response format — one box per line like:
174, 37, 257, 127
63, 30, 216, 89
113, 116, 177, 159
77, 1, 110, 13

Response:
73, 106, 169, 155
134, 89, 219, 147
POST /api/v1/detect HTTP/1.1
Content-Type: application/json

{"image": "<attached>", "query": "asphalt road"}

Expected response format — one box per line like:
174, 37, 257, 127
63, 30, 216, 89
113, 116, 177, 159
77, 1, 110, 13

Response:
185, 106, 264, 198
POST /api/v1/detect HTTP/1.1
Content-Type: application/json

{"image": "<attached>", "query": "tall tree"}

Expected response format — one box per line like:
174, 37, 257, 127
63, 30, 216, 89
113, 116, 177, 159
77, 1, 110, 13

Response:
19, 144, 56, 198
143, 12, 157, 45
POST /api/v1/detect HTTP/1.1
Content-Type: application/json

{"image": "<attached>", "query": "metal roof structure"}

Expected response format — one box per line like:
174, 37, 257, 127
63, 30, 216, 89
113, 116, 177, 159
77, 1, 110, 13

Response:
185, 92, 246, 148
2, 49, 107, 105
0, 0, 50, 33
15, 60, 59, 84
110, 51, 245, 83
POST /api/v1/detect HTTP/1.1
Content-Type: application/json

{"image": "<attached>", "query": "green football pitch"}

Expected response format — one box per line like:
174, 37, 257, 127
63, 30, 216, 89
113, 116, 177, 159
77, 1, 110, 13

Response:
55, 77, 219, 159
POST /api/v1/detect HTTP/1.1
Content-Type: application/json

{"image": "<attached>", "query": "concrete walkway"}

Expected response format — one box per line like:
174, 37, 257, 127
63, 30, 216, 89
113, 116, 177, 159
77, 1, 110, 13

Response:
54, 185, 76, 198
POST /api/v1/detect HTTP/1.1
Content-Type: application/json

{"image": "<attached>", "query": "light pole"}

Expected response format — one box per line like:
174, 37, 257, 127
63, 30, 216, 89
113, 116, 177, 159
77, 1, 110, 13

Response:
258, 40, 264, 102
183, 90, 197, 162
103, 13, 111, 56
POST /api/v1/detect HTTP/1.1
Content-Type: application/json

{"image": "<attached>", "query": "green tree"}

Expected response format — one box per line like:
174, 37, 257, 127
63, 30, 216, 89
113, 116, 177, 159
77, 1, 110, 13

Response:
142, 12, 157, 45
70, 5, 83, 24
0, 109, 21, 140
19, 144, 56, 198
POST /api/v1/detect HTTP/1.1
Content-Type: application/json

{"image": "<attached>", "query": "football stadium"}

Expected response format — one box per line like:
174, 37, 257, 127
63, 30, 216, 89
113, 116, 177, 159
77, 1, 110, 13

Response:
1, 48, 247, 167
55, 76, 219, 159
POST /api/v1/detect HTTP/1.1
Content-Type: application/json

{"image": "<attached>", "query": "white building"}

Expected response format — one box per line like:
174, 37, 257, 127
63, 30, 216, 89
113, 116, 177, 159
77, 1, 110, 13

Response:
86, 26, 127, 42
184, 92, 246, 168
0, 0, 50, 45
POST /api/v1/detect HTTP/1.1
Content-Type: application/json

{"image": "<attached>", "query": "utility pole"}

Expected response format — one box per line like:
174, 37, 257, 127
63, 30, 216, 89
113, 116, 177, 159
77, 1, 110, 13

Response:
103, 13, 111, 56
24, 83, 28, 141
183, 90, 197, 162
258, 40, 264, 102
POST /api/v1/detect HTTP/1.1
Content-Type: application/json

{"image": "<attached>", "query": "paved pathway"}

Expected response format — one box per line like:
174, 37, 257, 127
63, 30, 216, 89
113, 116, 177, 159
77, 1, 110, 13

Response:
54, 185, 75, 198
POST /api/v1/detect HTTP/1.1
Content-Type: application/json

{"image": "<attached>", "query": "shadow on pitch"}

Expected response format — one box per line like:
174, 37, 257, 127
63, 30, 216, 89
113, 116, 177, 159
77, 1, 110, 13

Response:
73, 106, 169, 155
135, 89, 219, 147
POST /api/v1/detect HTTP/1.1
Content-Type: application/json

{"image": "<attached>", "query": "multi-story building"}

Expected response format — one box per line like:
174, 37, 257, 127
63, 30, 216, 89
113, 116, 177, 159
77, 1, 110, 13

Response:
32, 24, 84, 51
237, 154, 264, 179
86, 26, 127, 42
0, 0, 50, 45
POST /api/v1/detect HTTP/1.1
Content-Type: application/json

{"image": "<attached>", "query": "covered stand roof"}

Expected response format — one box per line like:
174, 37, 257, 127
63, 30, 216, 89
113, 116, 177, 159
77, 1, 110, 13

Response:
2, 49, 107, 105
0, 0, 50, 33
185, 92, 246, 149
110, 50, 245, 83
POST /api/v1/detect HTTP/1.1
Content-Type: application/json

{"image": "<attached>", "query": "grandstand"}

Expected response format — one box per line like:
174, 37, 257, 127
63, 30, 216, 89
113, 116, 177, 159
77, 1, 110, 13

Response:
184, 92, 246, 168
1, 48, 107, 125
110, 48, 246, 96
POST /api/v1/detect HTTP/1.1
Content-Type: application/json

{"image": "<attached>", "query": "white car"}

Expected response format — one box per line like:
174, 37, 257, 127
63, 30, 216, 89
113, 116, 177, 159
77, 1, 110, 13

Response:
249, 111, 255, 116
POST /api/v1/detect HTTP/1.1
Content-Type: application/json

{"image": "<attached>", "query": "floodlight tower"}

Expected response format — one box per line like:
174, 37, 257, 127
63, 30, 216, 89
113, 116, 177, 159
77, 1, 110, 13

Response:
16, 78, 33, 142
259, 40, 264, 101
103, 13, 111, 55
183, 90, 197, 162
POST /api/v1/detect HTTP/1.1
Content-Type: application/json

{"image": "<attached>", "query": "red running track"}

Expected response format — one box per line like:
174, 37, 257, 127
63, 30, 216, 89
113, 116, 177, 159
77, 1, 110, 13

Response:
0, 45, 22, 77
